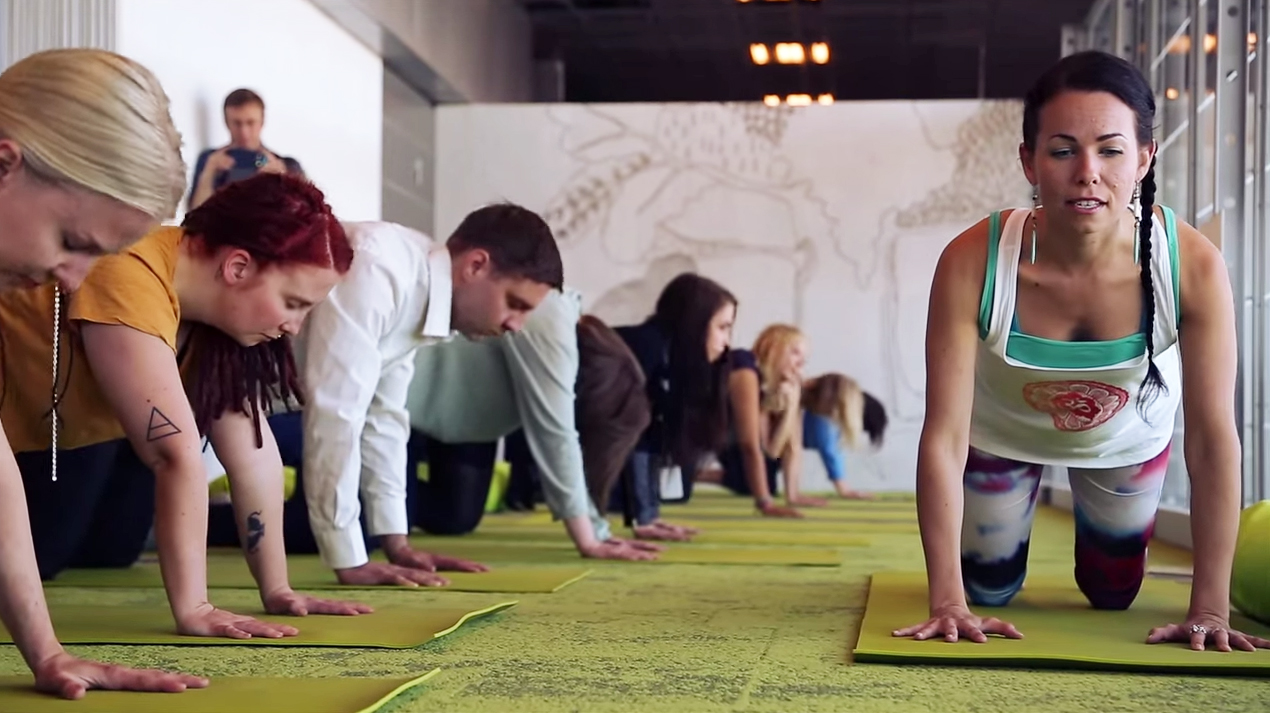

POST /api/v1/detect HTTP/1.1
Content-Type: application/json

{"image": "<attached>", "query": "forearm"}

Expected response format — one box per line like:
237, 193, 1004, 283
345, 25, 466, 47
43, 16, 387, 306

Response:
782, 444, 802, 502
741, 444, 773, 503
1186, 447, 1242, 617
915, 440, 967, 609
0, 462, 64, 672
563, 515, 601, 552
153, 457, 212, 621
225, 464, 289, 597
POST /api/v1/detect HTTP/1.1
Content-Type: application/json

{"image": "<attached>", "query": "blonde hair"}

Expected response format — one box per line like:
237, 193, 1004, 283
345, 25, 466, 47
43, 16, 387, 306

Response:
751, 323, 806, 456
0, 49, 185, 220
803, 373, 866, 448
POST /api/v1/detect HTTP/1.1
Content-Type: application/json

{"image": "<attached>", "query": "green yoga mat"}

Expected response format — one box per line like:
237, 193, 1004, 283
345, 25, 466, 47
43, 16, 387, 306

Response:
459, 526, 870, 548
0, 602, 515, 649
854, 572, 1270, 675
48, 557, 591, 593
669, 507, 915, 523
689, 486, 914, 500
0, 670, 440, 713
410, 538, 842, 566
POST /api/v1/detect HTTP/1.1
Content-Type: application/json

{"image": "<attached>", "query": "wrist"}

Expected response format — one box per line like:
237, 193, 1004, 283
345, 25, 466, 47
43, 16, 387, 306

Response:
23, 638, 66, 674
170, 598, 214, 624
573, 537, 603, 555
379, 534, 411, 559
259, 584, 294, 602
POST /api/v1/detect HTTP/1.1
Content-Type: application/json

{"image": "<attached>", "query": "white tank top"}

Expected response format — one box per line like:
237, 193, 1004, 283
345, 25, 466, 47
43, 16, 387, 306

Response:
968, 207, 1182, 468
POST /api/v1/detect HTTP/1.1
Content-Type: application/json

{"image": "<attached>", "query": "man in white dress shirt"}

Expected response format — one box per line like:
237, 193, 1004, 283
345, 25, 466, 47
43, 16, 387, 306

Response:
293, 203, 565, 586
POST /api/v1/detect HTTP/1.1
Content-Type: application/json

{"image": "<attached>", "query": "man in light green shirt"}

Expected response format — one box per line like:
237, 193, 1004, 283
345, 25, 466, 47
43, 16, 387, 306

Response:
406, 288, 661, 561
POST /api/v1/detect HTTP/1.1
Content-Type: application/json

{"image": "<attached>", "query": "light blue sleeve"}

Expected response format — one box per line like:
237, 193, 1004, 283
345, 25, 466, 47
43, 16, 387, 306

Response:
502, 292, 611, 541
803, 411, 847, 482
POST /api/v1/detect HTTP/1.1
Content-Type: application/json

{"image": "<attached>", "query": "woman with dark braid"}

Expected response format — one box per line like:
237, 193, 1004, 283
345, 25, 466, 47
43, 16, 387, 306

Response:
896, 51, 1268, 653
0, 172, 371, 645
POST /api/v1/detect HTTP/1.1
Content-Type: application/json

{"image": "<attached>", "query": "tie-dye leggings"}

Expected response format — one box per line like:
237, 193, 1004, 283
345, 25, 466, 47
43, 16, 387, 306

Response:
961, 443, 1170, 610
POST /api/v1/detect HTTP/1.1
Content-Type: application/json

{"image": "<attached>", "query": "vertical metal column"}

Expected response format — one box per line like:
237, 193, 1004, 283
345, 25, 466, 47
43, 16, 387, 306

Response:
1189, 0, 1207, 222
1253, 0, 1270, 503
1215, 0, 1254, 499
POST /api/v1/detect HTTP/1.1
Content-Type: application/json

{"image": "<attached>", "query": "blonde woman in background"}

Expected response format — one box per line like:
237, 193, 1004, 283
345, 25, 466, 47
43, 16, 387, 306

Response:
801, 373, 890, 499
701, 324, 827, 516
0, 49, 206, 698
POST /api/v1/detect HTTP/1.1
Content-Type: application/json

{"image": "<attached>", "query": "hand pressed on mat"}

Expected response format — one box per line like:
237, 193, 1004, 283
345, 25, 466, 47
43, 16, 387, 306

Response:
891, 604, 1024, 643
579, 537, 663, 561
33, 652, 208, 700
757, 500, 802, 518
788, 495, 829, 507
261, 587, 374, 617
632, 520, 698, 541
177, 603, 297, 639
381, 535, 489, 573
336, 561, 450, 587
1147, 615, 1270, 652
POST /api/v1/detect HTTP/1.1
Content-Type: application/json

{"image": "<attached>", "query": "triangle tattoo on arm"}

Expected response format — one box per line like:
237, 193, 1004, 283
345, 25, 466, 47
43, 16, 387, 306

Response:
146, 407, 182, 442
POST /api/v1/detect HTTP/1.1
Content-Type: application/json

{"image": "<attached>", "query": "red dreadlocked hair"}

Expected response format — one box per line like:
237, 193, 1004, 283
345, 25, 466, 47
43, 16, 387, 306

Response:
180, 172, 352, 445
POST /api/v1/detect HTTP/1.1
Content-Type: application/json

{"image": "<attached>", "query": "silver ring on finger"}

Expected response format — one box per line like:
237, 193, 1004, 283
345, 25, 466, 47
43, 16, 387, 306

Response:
1190, 624, 1209, 636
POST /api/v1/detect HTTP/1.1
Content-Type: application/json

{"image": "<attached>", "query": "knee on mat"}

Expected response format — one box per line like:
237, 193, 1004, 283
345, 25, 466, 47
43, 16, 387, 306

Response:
1076, 569, 1144, 611
964, 579, 1024, 608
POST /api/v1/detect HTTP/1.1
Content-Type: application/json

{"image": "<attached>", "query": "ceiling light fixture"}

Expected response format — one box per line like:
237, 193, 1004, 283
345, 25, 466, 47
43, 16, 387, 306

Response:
763, 94, 781, 106
750, 43, 771, 64
774, 42, 806, 64
810, 42, 830, 64
817, 93, 834, 105
786, 94, 813, 106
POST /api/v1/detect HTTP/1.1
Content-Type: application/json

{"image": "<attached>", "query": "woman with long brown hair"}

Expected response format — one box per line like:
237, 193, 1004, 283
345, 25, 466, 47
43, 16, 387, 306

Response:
611, 272, 738, 539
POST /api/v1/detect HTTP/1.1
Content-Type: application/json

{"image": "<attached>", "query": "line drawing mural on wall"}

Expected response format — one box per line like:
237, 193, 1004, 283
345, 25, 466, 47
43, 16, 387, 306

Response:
541, 103, 840, 326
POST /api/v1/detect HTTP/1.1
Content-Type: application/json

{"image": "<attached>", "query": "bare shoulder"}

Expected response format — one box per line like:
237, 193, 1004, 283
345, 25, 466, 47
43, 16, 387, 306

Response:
931, 211, 1013, 303
1161, 208, 1233, 318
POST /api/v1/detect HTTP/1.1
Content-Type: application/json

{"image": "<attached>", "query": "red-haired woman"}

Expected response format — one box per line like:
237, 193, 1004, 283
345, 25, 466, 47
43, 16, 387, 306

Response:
0, 173, 370, 641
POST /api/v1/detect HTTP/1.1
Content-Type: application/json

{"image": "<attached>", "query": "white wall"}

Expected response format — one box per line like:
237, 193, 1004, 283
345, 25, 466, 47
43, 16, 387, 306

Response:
116, 0, 382, 221
436, 101, 1032, 492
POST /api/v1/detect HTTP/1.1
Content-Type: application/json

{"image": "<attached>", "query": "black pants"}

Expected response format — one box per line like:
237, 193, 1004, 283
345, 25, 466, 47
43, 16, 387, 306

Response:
206, 411, 377, 556
19, 439, 156, 580
412, 429, 538, 536
717, 445, 780, 497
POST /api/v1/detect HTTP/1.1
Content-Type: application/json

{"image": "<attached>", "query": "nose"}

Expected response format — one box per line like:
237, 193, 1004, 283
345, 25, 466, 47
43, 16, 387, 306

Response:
53, 255, 98, 293
503, 314, 527, 334
1074, 150, 1099, 185
280, 318, 303, 336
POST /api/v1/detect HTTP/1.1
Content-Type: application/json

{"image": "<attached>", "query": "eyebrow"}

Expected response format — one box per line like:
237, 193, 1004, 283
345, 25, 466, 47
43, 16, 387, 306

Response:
1050, 133, 1126, 142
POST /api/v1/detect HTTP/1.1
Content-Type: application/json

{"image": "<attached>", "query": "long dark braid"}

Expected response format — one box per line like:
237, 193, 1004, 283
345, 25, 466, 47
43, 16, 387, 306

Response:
186, 325, 303, 447
1136, 156, 1166, 417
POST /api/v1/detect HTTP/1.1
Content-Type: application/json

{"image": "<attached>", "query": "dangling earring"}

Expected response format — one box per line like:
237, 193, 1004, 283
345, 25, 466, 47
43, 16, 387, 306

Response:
1030, 185, 1041, 265
1131, 182, 1141, 266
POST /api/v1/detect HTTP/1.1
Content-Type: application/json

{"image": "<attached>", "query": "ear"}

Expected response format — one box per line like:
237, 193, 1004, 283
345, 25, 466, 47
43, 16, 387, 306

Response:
218, 248, 255, 286
0, 139, 26, 189
1018, 142, 1038, 186
1136, 139, 1157, 182
457, 248, 492, 281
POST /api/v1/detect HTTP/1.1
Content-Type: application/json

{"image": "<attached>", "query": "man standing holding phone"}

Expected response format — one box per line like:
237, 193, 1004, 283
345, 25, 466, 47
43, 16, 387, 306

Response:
188, 88, 304, 209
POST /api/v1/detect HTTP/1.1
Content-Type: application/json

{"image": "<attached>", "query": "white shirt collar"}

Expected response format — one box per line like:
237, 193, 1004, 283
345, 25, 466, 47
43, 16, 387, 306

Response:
421, 246, 452, 339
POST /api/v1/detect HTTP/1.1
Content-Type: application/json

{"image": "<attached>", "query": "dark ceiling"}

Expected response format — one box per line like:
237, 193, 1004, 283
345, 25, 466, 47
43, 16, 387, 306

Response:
518, 0, 1100, 103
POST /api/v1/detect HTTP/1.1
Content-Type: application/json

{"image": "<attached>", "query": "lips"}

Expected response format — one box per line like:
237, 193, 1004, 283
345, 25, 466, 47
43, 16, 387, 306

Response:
1069, 199, 1105, 209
